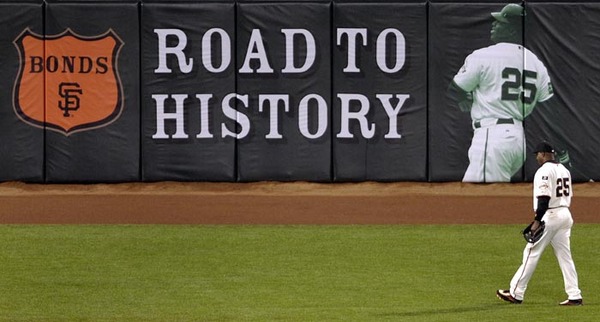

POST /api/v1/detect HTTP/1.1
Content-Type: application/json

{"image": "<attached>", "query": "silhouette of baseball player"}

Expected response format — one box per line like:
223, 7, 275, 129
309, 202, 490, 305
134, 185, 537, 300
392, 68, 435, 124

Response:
448, 3, 554, 182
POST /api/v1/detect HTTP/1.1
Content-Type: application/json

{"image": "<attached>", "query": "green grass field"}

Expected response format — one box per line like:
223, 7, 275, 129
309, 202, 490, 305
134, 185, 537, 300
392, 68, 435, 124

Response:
0, 225, 597, 321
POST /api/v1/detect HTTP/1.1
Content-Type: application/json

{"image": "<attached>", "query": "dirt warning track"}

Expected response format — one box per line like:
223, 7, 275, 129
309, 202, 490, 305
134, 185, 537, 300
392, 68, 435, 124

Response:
0, 181, 598, 224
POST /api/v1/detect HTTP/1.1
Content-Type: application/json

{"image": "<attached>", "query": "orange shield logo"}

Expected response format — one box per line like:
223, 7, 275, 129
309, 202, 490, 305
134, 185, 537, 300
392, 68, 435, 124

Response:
13, 28, 124, 135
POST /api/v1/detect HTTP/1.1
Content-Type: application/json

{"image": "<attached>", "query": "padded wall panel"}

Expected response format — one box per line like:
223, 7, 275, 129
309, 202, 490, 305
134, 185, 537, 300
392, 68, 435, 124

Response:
333, 2, 427, 181
1, 1, 44, 182
236, 2, 332, 181
44, 2, 140, 182
523, 2, 600, 182
141, 2, 236, 181
428, 3, 528, 183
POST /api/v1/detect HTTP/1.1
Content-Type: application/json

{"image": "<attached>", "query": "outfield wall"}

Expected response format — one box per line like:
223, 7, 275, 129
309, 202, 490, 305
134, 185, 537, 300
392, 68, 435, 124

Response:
2, 0, 599, 183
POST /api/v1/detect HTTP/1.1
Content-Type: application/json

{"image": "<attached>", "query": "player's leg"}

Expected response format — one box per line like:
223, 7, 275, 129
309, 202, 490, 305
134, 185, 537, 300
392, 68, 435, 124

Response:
551, 210, 582, 300
509, 217, 555, 301
484, 124, 524, 182
462, 129, 486, 182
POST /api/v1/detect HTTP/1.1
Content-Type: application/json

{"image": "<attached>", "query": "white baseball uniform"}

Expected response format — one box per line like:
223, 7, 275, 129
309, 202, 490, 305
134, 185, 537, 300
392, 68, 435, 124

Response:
453, 42, 554, 182
508, 160, 582, 301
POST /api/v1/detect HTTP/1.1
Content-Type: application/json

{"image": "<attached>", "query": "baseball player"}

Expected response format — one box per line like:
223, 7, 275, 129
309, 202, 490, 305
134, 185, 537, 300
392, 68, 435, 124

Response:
496, 141, 583, 305
448, 3, 554, 182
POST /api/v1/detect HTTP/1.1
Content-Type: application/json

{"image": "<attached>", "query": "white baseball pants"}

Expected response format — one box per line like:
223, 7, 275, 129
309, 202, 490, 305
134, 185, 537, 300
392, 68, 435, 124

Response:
509, 207, 582, 301
462, 121, 524, 183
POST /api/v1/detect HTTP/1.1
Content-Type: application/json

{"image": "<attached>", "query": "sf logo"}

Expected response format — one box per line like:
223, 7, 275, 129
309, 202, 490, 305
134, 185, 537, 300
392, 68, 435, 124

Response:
59, 82, 83, 117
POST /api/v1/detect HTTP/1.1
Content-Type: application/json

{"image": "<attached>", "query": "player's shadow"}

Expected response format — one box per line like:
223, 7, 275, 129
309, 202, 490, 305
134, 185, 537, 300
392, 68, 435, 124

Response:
374, 304, 501, 318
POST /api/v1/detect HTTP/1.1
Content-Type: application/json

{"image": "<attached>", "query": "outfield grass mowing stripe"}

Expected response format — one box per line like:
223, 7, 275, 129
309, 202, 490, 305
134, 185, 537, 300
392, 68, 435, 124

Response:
0, 225, 597, 321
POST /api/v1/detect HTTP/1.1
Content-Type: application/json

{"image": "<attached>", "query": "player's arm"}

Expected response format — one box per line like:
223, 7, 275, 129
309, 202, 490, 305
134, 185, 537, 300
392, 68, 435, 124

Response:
534, 196, 550, 222
532, 165, 552, 229
535, 63, 554, 103
447, 80, 473, 112
530, 196, 550, 232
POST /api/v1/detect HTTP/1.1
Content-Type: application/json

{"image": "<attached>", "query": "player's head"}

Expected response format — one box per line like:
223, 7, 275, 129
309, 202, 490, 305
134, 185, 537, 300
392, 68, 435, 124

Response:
490, 3, 523, 44
533, 141, 555, 164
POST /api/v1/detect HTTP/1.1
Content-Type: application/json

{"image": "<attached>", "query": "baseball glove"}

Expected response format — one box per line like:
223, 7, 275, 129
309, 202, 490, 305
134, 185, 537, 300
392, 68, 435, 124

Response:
458, 92, 473, 112
522, 221, 545, 244
556, 149, 572, 168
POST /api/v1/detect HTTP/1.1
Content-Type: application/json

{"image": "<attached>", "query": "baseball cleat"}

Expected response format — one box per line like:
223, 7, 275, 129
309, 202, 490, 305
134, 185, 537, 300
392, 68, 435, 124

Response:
559, 299, 583, 306
496, 289, 522, 304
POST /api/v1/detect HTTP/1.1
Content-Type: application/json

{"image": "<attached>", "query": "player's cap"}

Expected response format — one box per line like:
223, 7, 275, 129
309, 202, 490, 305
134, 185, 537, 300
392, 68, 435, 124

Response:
533, 142, 555, 154
491, 3, 524, 23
